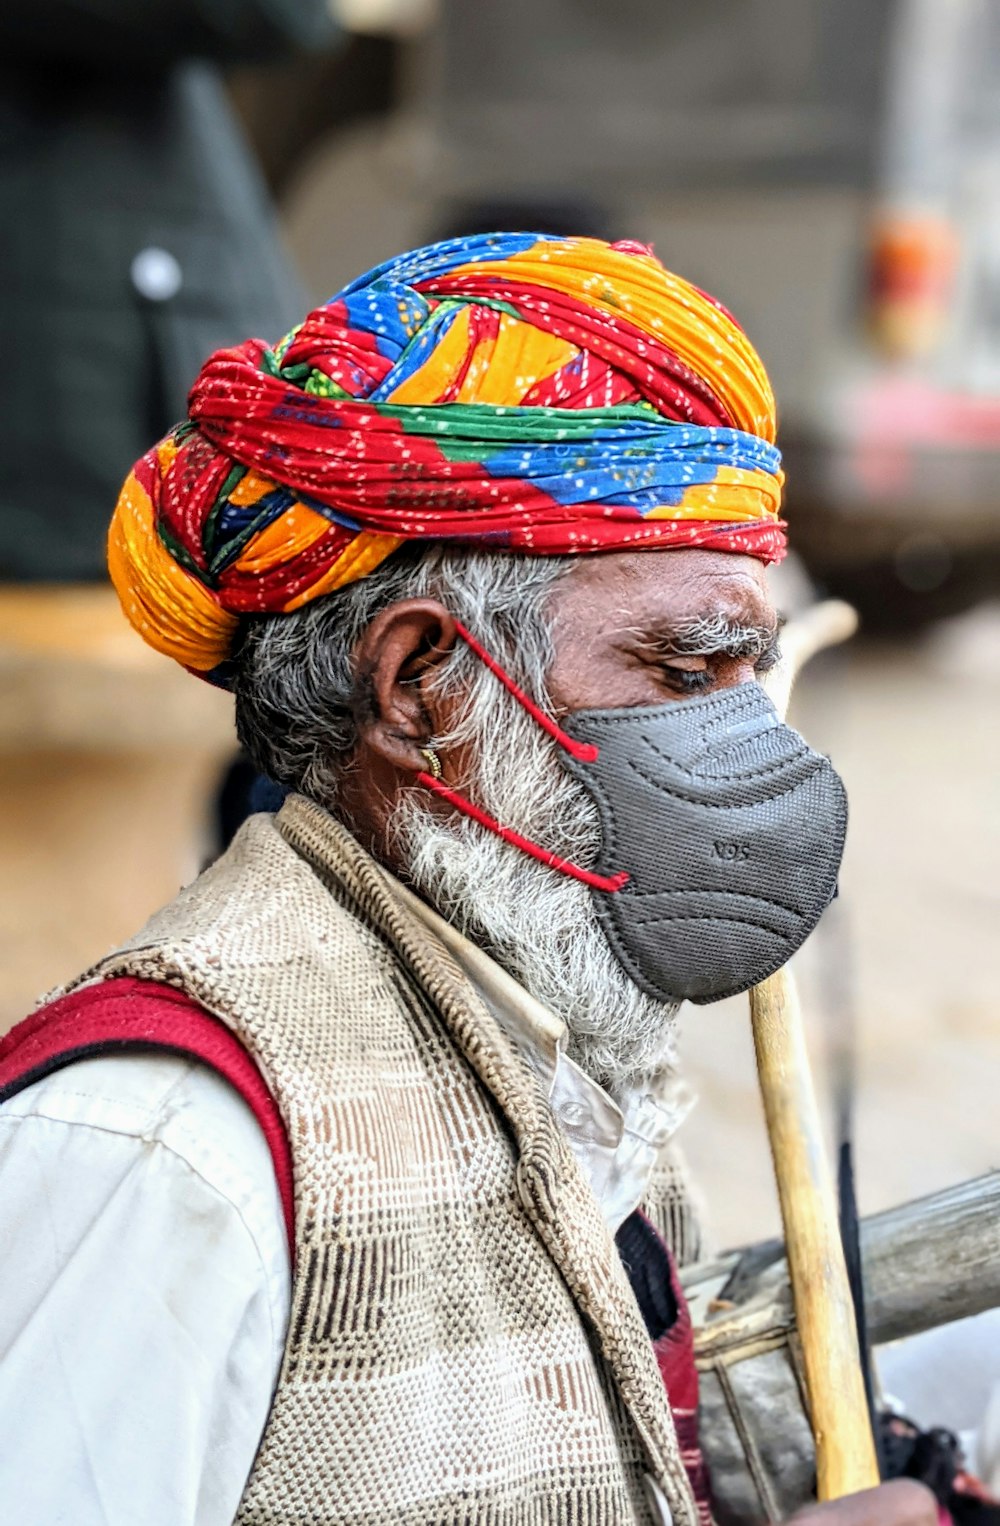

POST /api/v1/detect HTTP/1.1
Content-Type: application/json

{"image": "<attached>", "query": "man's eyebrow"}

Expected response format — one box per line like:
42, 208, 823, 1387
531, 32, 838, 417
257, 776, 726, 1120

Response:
630, 612, 784, 663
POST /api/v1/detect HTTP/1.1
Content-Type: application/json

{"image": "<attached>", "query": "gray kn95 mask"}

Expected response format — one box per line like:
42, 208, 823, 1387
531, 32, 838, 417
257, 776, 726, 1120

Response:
558, 682, 847, 1004
421, 624, 848, 1008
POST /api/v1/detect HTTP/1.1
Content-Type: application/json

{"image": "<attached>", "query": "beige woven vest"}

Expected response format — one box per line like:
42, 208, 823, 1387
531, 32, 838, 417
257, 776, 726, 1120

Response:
79, 796, 699, 1526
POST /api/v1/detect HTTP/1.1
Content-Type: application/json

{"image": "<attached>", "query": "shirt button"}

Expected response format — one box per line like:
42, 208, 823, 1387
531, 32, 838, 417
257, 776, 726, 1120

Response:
557, 1100, 587, 1129
131, 247, 183, 303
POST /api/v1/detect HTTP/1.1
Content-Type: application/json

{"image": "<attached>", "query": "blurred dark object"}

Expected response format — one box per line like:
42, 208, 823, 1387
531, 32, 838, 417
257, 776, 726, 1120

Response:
230, 33, 396, 200
215, 754, 287, 854
880, 1413, 1000, 1526
436, 0, 891, 195
0, 0, 336, 582
431, 197, 614, 245
785, 292, 1000, 631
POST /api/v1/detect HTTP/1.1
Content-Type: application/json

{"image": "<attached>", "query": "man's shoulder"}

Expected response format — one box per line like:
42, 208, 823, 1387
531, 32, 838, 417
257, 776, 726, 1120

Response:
77, 809, 394, 1019
0, 1047, 290, 1293
0, 975, 298, 1253
2, 1049, 270, 1197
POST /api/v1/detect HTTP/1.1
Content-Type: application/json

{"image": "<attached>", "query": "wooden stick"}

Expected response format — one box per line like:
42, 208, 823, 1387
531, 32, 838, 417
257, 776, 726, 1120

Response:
860, 1171, 1000, 1344
690, 1170, 1000, 1352
752, 598, 879, 1503
762, 599, 859, 719
750, 972, 880, 1500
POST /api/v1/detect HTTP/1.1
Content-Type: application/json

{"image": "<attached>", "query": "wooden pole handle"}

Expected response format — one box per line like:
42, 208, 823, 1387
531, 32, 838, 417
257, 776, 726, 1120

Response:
750, 971, 880, 1501
761, 599, 859, 718
751, 598, 879, 1503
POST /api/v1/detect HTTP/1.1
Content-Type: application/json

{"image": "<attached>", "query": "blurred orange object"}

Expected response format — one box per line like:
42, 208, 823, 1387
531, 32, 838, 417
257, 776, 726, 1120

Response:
866, 212, 959, 360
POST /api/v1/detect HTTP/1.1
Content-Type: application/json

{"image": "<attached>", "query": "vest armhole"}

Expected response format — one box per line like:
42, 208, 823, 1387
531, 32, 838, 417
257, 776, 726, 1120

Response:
0, 976, 295, 1258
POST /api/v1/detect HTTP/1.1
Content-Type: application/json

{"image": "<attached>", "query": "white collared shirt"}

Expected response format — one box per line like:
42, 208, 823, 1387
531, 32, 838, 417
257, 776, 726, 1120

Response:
0, 910, 685, 1525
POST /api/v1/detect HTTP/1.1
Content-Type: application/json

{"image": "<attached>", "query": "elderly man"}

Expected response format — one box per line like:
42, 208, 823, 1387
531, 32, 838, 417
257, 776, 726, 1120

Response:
0, 235, 932, 1526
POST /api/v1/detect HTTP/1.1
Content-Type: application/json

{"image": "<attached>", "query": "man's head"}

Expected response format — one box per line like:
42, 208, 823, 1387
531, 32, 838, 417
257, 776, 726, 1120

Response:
107, 231, 797, 1093
231, 542, 780, 1091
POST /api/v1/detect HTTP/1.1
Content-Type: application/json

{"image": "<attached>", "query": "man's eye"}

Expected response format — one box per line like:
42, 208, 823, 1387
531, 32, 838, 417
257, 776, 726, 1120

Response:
661, 664, 712, 692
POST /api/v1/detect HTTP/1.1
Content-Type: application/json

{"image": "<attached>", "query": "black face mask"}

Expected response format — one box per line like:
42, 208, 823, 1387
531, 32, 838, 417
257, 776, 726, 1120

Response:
557, 682, 847, 1003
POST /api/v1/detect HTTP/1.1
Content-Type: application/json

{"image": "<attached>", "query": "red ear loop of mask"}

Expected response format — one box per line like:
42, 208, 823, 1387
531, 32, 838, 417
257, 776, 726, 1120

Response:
414, 618, 630, 895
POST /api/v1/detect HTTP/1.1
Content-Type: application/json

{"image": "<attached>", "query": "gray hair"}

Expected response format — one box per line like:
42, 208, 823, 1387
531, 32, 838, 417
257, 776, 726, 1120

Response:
232, 546, 571, 808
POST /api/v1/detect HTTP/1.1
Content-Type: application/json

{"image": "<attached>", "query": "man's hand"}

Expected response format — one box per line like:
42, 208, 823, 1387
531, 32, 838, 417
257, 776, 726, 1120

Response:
790, 1480, 939, 1524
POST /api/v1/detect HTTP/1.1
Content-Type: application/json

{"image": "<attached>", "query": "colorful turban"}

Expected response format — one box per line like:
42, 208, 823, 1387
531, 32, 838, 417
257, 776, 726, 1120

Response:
109, 232, 785, 678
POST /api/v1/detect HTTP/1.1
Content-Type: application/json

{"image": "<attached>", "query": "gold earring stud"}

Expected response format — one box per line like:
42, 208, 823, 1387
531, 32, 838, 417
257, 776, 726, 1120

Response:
419, 747, 443, 780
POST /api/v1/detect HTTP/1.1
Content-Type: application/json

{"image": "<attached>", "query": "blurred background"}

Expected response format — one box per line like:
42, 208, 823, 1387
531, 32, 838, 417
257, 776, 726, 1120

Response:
1, 0, 997, 1403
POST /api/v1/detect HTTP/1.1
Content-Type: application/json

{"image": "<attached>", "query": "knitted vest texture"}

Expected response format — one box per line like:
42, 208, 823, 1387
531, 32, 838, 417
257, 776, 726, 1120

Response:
74, 796, 698, 1526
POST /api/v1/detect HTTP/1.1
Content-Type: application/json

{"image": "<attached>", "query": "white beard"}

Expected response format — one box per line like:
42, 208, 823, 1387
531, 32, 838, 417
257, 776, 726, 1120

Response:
389, 688, 681, 1096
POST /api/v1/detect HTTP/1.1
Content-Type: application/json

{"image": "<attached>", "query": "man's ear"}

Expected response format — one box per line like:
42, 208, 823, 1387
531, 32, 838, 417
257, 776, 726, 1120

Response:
352, 599, 458, 775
